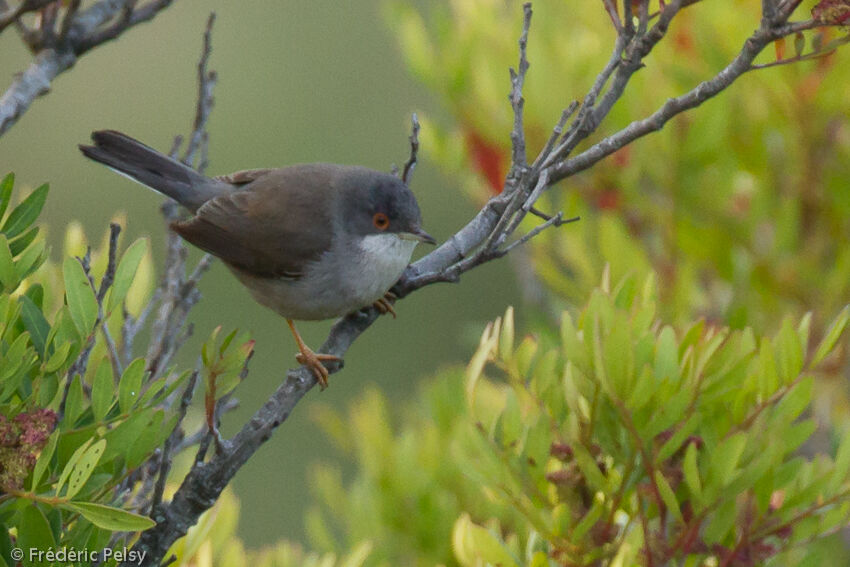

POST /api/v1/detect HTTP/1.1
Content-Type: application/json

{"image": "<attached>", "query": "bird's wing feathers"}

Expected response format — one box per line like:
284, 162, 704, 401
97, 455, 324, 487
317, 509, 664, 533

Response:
172, 169, 336, 279
214, 168, 273, 186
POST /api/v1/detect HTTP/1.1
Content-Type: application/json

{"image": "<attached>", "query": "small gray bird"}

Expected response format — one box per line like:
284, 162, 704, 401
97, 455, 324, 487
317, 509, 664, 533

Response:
80, 130, 435, 388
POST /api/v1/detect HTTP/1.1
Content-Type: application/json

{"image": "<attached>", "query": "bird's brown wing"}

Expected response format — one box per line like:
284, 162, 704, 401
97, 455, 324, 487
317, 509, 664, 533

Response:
214, 168, 273, 186
172, 167, 337, 279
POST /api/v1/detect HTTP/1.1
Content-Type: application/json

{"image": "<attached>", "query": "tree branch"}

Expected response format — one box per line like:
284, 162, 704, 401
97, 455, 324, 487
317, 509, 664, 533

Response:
0, 0, 178, 137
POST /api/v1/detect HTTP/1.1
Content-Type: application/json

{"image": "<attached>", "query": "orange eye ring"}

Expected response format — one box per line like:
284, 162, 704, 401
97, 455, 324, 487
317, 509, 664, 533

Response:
373, 212, 390, 230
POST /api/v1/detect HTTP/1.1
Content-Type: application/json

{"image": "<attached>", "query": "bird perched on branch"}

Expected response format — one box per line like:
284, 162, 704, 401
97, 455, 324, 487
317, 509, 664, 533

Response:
80, 130, 435, 388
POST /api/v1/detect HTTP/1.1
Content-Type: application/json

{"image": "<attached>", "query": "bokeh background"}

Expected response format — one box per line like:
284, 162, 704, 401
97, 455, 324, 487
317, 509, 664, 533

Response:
0, 0, 521, 547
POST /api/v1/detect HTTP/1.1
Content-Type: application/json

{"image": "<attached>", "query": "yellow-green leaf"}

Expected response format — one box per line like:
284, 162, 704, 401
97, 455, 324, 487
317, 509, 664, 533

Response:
63, 257, 98, 337
60, 501, 155, 531
107, 238, 148, 314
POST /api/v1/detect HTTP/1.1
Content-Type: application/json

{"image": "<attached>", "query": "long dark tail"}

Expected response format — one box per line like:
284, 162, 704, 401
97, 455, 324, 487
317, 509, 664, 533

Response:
79, 130, 229, 212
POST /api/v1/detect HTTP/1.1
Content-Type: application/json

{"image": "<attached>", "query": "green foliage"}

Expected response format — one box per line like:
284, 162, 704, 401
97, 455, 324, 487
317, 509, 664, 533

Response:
164, 489, 375, 567
304, 275, 850, 566
0, 174, 185, 565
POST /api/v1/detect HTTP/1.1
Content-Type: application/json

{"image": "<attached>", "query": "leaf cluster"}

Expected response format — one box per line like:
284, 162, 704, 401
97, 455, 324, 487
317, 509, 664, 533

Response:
304, 273, 850, 566
0, 174, 191, 567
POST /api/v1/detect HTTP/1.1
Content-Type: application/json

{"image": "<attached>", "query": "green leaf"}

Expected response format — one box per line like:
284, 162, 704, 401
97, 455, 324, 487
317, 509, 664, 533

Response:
17, 505, 56, 565
711, 432, 747, 487
797, 311, 812, 352
65, 439, 106, 500
829, 432, 850, 494
499, 306, 515, 359
776, 317, 803, 384
703, 498, 736, 545
453, 514, 519, 567
30, 431, 58, 491
91, 360, 115, 422
106, 238, 148, 314
201, 325, 222, 367
119, 358, 147, 413
63, 257, 98, 337
656, 413, 700, 463
64, 375, 85, 426
757, 338, 778, 399
127, 410, 166, 469
811, 305, 849, 368
43, 341, 72, 373
572, 443, 607, 491
0, 173, 13, 220
18, 295, 49, 358
0, 521, 13, 567
774, 377, 813, 423
56, 437, 94, 496
683, 442, 702, 505
12, 238, 46, 280
103, 410, 152, 462
627, 365, 655, 411
572, 491, 606, 541
655, 471, 684, 523
654, 326, 679, 382
1, 183, 48, 238
59, 502, 155, 531
8, 226, 38, 256
0, 235, 16, 292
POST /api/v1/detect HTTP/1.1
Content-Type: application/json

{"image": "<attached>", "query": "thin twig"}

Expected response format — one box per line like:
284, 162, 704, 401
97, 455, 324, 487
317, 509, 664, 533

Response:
508, 2, 533, 177
182, 12, 217, 170
150, 370, 199, 513
401, 113, 420, 185
98, 223, 121, 302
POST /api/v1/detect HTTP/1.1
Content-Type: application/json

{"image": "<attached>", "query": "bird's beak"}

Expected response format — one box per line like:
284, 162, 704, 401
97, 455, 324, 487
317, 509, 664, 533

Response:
400, 227, 437, 245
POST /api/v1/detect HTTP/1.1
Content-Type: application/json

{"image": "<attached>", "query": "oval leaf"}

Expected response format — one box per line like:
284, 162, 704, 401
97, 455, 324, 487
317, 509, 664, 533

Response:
60, 501, 155, 531
63, 257, 98, 337
119, 358, 147, 413
1, 183, 48, 238
65, 439, 106, 500
107, 238, 148, 314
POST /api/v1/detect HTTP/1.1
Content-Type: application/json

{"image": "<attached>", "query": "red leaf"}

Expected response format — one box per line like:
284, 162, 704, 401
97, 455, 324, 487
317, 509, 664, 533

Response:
464, 128, 507, 195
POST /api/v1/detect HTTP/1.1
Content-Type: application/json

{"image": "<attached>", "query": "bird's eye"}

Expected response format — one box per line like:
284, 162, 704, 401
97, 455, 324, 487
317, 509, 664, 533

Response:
373, 212, 390, 230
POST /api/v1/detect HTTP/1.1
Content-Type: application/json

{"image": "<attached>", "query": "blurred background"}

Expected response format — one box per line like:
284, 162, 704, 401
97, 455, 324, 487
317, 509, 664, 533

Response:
0, 0, 522, 548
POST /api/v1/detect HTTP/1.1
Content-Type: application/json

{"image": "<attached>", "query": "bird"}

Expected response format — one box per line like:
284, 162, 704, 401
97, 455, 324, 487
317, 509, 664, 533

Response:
80, 130, 435, 388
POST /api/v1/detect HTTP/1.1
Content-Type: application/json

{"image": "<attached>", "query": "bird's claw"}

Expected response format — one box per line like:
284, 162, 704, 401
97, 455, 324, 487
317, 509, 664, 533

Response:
295, 348, 342, 390
373, 291, 398, 318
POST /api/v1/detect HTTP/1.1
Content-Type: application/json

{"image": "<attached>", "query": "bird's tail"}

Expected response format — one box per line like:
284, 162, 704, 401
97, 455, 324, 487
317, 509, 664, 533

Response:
80, 130, 228, 212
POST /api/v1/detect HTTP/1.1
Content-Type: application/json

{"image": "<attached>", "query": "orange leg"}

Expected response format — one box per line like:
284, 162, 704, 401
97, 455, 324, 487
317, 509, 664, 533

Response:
372, 291, 397, 318
286, 319, 341, 389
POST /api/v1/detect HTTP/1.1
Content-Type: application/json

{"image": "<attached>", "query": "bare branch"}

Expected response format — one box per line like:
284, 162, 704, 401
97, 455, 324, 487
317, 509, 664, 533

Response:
401, 113, 420, 185
508, 2, 533, 177
501, 211, 579, 255
0, 0, 178, 137
182, 12, 217, 171
150, 370, 198, 513
550, 17, 812, 184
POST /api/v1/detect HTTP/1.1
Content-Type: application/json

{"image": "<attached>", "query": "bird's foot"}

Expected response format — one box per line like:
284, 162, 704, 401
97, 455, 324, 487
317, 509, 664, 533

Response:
295, 347, 342, 390
372, 291, 397, 318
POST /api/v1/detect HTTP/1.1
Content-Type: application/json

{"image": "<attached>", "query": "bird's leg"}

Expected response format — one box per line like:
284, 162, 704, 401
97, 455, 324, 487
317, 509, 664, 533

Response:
286, 319, 341, 390
372, 291, 397, 318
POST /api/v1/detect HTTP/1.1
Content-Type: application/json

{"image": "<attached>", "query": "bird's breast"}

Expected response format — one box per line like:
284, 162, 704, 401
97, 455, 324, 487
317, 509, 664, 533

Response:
231, 233, 415, 321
